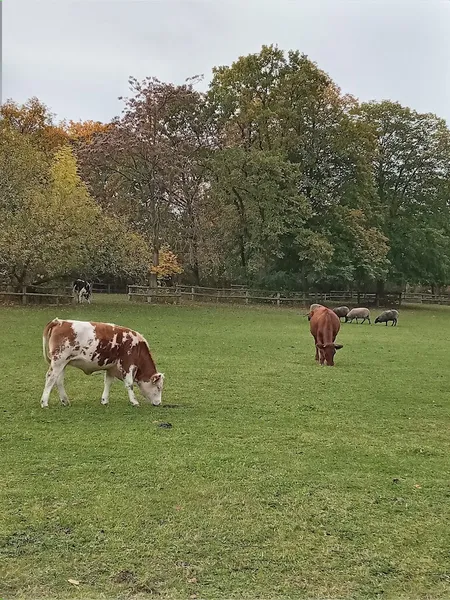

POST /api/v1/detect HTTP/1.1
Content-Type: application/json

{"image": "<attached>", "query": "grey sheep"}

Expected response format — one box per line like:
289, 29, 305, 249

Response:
345, 307, 371, 324
332, 306, 350, 322
375, 309, 399, 326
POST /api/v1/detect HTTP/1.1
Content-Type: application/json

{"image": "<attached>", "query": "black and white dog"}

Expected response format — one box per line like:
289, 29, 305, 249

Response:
73, 279, 92, 304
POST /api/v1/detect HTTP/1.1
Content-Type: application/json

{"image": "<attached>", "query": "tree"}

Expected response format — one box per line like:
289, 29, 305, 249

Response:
0, 143, 150, 288
79, 77, 211, 286
65, 119, 110, 142
359, 100, 450, 290
206, 45, 386, 289
150, 244, 184, 284
207, 147, 312, 283
1, 97, 68, 155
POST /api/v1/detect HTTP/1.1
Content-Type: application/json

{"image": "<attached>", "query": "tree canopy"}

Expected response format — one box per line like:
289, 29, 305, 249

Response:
2, 45, 450, 291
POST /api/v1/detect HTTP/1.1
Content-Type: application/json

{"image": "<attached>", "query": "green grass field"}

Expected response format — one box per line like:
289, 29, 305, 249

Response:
1, 299, 450, 599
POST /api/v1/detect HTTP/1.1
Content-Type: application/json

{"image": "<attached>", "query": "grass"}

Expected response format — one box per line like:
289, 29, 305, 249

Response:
1, 298, 450, 599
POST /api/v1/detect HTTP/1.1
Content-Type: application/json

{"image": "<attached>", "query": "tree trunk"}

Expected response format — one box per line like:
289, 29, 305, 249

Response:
376, 279, 385, 307
150, 248, 159, 288
190, 233, 201, 286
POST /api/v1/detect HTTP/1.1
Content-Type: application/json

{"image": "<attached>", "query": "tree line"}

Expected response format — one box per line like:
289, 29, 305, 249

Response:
2, 45, 450, 293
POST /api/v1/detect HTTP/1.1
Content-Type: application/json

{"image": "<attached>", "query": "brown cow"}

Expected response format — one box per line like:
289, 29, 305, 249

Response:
309, 306, 343, 366
40, 318, 164, 408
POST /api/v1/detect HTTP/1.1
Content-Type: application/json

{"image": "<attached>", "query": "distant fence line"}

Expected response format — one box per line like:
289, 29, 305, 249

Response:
128, 285, 450, 307
127, 285, 407, 307
2, 283, 450, 307
0, 282, 125, 305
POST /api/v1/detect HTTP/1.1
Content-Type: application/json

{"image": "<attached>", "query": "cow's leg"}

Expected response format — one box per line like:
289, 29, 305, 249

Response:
41, 363, 66, 408
101, 371, 114, 405
123, 372, 139, 406
55, 370, 70, 406
319, 350, 325, 366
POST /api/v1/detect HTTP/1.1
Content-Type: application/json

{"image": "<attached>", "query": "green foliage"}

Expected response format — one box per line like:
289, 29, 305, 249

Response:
4, 44, 450, 290
359, 100, 450, 288
0, 136, 150, 286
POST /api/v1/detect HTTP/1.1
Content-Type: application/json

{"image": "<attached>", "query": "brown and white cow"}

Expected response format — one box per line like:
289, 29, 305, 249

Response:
41, 319, 164, 408
309, 306, 343, 366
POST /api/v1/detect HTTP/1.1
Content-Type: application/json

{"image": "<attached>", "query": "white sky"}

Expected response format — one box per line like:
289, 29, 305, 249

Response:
3, 0, 450, 124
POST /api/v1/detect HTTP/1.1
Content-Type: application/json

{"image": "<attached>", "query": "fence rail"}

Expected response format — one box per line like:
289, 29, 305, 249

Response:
0, 286, 73, 306
2, 283, 450, 308
128, 285, 409, 307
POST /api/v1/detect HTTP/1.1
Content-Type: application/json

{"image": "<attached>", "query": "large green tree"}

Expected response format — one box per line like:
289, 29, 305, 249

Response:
359, 100, 450, 291
206, 45, 388, 289
0, 134, 150, 288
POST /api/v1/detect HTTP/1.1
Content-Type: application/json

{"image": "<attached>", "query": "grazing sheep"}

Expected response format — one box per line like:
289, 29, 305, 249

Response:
375, 309, 399, 326
307, 303, 324, 321
332, 306, 350, 322
345, 307, 371, 324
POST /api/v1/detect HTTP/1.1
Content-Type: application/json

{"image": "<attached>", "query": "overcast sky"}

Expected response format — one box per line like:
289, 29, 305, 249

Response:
3, 0, 450, 124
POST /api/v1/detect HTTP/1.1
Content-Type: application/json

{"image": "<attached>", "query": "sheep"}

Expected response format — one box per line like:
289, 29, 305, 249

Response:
345, 307, 371, 324
332, 306, 350, 322
375, 309, 399, 326
307, 303, 324, 321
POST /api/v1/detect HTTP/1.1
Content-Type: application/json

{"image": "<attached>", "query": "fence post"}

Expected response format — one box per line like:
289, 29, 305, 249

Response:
107, 283, 111, 294
276, 292, 280, 307
22, 285, 27, 305
245, 290, 249, 305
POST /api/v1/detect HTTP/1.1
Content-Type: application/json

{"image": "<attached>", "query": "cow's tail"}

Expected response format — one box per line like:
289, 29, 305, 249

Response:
42, 318, 60, 363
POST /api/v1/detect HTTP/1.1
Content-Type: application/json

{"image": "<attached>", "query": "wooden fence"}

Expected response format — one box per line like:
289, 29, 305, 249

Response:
0, 281, 126, 305
128, 285, 408, 307
0, 286, 73, 306
3, 283, 450, 308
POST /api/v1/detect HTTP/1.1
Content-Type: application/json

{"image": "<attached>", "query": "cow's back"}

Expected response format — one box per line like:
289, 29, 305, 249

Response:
310, 307, 340, 343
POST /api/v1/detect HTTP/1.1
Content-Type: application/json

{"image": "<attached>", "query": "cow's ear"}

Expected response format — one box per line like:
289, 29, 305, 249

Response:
334, 343, 343, 350
151, 373, 162, 384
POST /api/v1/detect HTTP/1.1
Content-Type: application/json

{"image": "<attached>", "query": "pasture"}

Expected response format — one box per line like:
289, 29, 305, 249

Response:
1, 299, 450, 599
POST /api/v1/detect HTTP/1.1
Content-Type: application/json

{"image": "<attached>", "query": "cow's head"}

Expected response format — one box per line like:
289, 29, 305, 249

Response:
316, 342, 343, 366
138, 372, 165, 405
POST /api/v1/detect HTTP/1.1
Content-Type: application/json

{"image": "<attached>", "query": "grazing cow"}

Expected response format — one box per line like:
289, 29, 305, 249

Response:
375, 309, 399, 326
73, 279, 92, 304
40, 319, 164, 408
310, 306, 343, 366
